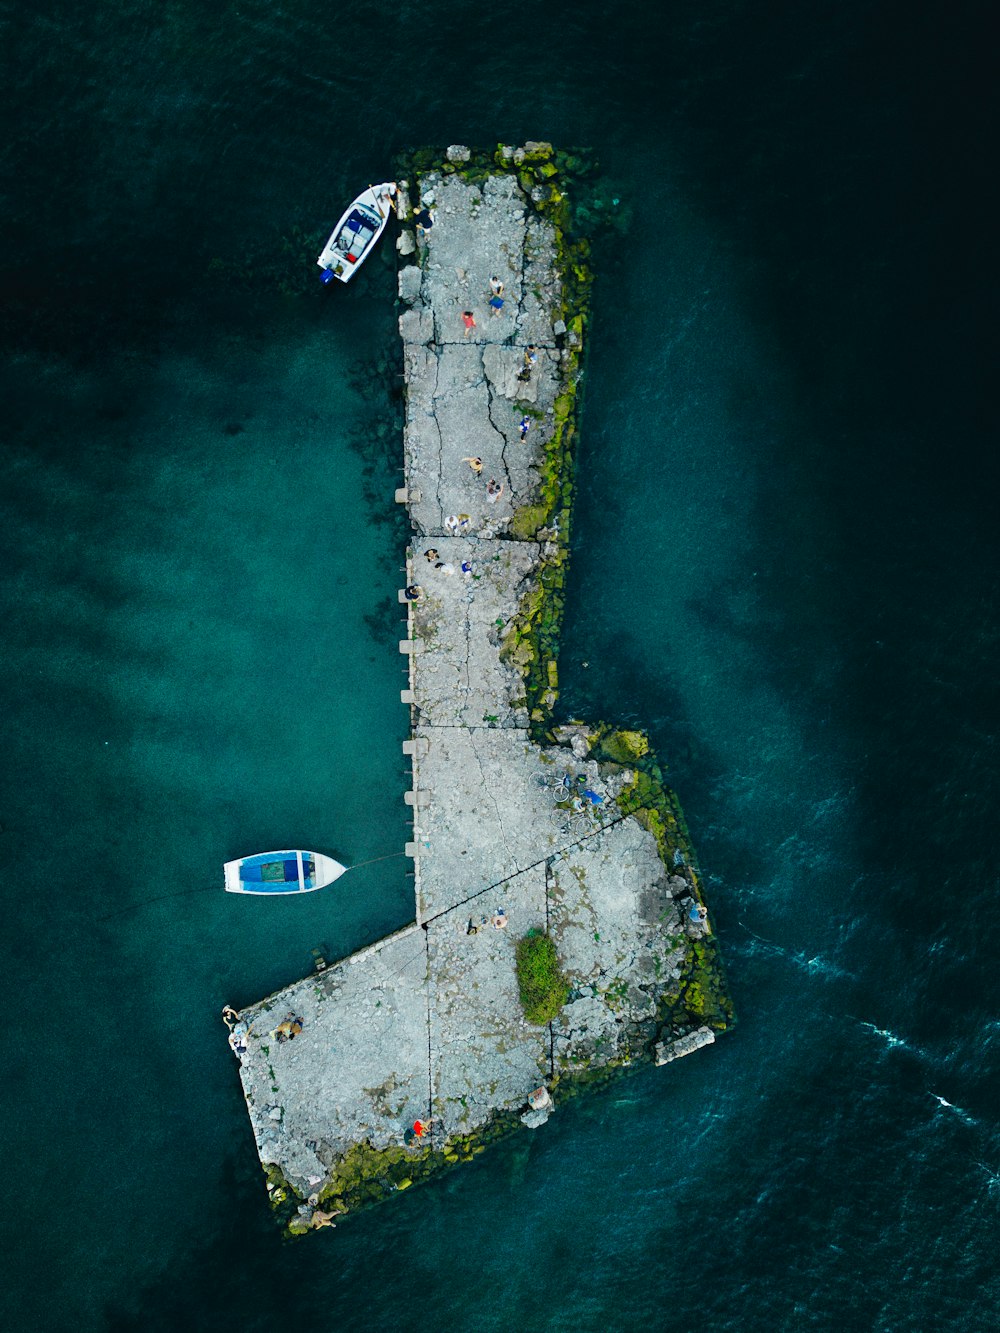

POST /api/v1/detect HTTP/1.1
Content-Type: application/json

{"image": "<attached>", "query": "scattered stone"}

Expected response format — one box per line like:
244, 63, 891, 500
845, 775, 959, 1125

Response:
520, 1107, 550, 1129
446, 144, 471, 163
655, 1027, 717, 1065
398, 307, 433, 344
397, 230, 416, 257
398, 265, 422, 303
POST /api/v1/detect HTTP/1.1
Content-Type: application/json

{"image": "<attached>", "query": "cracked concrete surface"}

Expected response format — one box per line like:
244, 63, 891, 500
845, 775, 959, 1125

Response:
427, 864, 549, 1136
406, 537, 537, 729
233, 164, 712, 1205
410, 731, 628, 921
400, 172, 563, 539
236, 926, 429, 1191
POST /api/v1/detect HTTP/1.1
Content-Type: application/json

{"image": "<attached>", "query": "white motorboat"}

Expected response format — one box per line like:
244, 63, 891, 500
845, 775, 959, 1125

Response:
317, 182, 396, 283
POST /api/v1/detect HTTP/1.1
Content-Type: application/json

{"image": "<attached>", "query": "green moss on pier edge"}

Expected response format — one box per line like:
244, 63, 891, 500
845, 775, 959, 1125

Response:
395, 142, 597, 723
277, 1109, 527, 1234
606, 735, 735, 1033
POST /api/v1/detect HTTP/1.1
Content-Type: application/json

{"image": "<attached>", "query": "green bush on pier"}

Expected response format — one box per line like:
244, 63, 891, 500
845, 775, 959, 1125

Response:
515, 929, 569, 1025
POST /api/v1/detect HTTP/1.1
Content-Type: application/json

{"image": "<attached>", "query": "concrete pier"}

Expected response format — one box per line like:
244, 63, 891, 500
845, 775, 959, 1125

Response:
231, 148, 731, 1230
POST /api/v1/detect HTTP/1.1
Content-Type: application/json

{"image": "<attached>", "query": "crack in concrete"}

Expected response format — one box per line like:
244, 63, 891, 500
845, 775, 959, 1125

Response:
429, 347, 445, 529
464, 580, 479, 708
469, 741, 513, 870
475, 351, 515, 519
514, 237, 529, 334
484, 374, 515, 496
419, 811, 632, 929
423, 927, 436, 1134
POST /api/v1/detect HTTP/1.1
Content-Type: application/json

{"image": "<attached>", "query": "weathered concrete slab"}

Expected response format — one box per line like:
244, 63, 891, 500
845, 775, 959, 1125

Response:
427, 865, 549, 1135
410, 726, 555, 919
549, 820, 688, 1067
410, 729, 625, 921
656, 1026, 717, 1065
418, 174, 530, 347
237, 926, 429, 1196
405, 537, 539, 727
400, 171, 565, 537
401, 342, 561, 537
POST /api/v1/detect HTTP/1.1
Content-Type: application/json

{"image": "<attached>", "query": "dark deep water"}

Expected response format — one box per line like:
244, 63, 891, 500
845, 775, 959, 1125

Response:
2, 1, 998, 1328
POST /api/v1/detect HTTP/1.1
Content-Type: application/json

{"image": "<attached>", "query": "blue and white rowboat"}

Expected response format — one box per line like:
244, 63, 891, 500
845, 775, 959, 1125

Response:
223, 849, 347, 895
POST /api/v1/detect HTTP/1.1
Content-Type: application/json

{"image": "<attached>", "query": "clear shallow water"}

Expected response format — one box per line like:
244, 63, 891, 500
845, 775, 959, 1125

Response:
2, 1, 998, 1329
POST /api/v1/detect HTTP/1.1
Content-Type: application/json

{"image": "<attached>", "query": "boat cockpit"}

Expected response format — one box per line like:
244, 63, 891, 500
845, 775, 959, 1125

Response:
336, 206, 380, 261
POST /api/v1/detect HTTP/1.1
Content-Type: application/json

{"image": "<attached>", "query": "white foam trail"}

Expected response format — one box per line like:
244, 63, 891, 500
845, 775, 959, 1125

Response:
929, 1092, 977, 1125
859, 1021, 908, 1050
736, 922, 853, 981
802, 954, 852, 980
975, 1162, 1000, 1192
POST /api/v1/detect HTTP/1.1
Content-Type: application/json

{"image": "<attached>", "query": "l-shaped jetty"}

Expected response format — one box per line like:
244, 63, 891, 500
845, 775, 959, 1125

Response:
230, 145, 733, 1233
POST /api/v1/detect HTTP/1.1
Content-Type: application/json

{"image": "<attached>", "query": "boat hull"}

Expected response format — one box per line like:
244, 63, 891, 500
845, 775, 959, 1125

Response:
317, 182, 396, 283
224, 850, 347, 895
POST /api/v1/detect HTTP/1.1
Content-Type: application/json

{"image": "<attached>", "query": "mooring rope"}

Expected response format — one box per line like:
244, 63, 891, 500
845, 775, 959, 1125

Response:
97, 883, 218, 921
342, 851, 407, 871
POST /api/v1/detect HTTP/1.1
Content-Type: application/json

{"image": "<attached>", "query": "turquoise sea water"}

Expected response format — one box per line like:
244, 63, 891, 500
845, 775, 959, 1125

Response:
2, 1, 997, 1328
